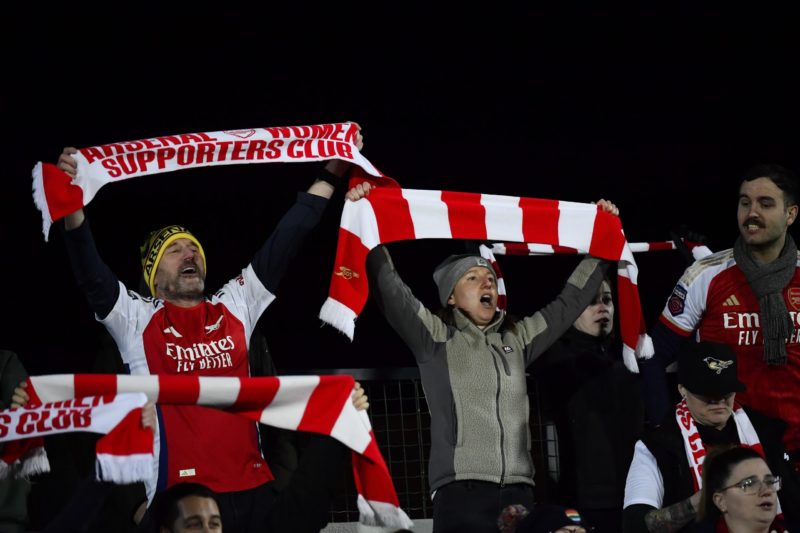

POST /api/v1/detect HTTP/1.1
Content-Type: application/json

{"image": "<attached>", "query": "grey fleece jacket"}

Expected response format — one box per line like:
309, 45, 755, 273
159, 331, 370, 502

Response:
367, 246, 608, 493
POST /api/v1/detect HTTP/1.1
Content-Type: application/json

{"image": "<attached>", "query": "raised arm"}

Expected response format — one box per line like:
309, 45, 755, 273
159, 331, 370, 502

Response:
59, 147, 121, 319
519, 199, 618, 366
251, 127, 363, 292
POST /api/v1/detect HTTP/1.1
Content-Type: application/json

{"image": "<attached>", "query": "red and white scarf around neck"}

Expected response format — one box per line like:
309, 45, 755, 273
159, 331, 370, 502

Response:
320, 186, 653, 372
675, 399, 764, 491
32, 122, 381, 240
0, 374, 412, 530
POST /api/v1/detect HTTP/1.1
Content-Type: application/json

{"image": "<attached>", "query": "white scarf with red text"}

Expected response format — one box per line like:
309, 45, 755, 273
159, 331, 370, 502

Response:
319, 185, 653, 372
32, 122, 381, 239
0, 374, 412, 529
675, 399, 764, 491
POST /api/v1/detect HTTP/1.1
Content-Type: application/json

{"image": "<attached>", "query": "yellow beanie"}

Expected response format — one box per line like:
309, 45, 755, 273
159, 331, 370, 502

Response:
140, 225, 206, 297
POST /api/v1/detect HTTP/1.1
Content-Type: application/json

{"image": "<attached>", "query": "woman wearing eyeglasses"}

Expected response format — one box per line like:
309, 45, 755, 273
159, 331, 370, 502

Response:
622, 342, 799, 533
698, 446, 784, 533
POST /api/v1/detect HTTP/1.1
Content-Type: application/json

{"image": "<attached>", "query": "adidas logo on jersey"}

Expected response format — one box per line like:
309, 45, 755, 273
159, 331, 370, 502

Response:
723, 294, 740, 307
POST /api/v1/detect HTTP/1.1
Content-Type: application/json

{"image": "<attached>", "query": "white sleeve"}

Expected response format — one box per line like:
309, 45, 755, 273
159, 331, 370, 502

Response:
624, 440, 664, 509
99, 282, 158, 375
660, 255, 730, 334
211, 264, 275, 345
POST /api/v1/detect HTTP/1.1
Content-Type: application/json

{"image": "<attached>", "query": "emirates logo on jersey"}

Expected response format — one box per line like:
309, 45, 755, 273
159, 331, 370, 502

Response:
788, 287, 800, 311
165, 336, 236, 373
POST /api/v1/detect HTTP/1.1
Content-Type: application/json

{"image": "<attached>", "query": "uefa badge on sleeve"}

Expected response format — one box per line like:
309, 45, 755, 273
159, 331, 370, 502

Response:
668, 285, 687, 316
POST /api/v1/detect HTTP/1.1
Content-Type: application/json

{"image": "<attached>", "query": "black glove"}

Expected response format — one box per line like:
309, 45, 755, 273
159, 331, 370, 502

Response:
669, 224, 707, 266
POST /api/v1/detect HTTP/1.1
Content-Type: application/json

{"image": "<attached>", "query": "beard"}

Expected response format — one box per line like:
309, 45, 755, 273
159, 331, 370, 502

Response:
160, 275, 205, 301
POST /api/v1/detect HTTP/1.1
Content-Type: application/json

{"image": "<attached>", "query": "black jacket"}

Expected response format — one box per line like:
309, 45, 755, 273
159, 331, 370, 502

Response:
533, 327, 644, 509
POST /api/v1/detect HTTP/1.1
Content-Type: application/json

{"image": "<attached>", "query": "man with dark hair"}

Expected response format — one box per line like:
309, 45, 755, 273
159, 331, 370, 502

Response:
640, 163, 800, 470
155, 483, 221, 533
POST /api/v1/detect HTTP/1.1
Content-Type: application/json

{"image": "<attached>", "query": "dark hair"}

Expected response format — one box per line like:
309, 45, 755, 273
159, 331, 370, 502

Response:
154, 482, 220, 530
698, 446, 766, 521
435, 305, 518, 334
741, 163, 800, 206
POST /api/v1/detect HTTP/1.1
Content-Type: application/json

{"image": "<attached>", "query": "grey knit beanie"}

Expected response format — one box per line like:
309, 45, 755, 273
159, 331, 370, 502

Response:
432, 254, 494, 306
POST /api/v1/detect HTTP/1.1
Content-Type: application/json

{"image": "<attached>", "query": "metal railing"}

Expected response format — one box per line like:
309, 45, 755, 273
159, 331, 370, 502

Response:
286, 368, 559, 522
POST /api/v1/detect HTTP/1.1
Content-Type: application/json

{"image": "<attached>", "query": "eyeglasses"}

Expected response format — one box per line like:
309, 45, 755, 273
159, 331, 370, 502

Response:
718, 475, 782, 495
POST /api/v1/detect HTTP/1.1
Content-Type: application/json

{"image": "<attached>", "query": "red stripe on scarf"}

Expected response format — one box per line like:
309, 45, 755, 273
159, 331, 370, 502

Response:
329, 228, 372, 316
617, 275, 642, 356
520, 197, 560, 243
298, 376, 353, 434
234, 377, 280, 414
41, 163, 85, 221
95, 408, 153, 456
553, 245, 579, 254
76, 374, 117, 398
368, 188, 416, 243
503, 243, 531, 255
588, 210, 626, 259
647, 242, 675, 251
441, 191, 487, 239
157, 375, 200, 404
353, 435, 400, 503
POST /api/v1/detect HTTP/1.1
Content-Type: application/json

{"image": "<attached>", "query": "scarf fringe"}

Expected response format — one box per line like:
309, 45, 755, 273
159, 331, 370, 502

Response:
18, 446, 50, 479
636, 332, 654, 360
31, 162, 52, 239
356, 494, 414, 529
319, 297, 356, 340
622, 346, 639, 373
0, 446, 50, 480
96, 453, 153, 485
692, 245, 713, 261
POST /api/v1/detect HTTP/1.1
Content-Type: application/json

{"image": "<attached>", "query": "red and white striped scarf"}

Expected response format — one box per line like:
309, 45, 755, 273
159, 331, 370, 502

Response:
0, 374, 412, 529
483, 239, 713, 313
319, 186, 653, 372
31, 122, 382, 239
675, 399, 764, 491
489, 239, 712, 259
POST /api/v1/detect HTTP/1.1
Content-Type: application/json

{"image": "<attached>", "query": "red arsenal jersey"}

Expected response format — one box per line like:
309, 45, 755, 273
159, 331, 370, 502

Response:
661, 249, 800, 451
102, 265, 275, 497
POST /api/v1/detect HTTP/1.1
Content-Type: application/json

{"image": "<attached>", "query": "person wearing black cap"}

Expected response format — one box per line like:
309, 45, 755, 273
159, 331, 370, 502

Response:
622, 341, 799, 533
358, 180, 619, 532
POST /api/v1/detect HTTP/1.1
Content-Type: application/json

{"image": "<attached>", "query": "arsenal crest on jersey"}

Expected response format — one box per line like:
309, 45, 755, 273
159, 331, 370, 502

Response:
788, 287, 800, 311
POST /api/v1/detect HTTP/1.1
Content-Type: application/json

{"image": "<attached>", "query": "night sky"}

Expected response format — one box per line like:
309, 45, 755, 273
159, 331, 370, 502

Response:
6, 11, 799, 376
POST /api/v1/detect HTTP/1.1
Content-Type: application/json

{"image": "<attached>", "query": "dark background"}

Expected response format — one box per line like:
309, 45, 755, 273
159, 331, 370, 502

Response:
5, 10, 799, 376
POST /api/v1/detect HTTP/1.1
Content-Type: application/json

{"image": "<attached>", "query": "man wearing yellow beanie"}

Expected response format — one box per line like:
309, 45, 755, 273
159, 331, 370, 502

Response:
45, 128, 364, 532
139, 224, 207, 303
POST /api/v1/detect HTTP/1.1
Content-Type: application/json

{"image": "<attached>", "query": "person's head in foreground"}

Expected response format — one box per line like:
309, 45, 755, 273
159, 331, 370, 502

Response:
156, 482, 222, 533
700, 446, 782, 533
499, 503, 590, 533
